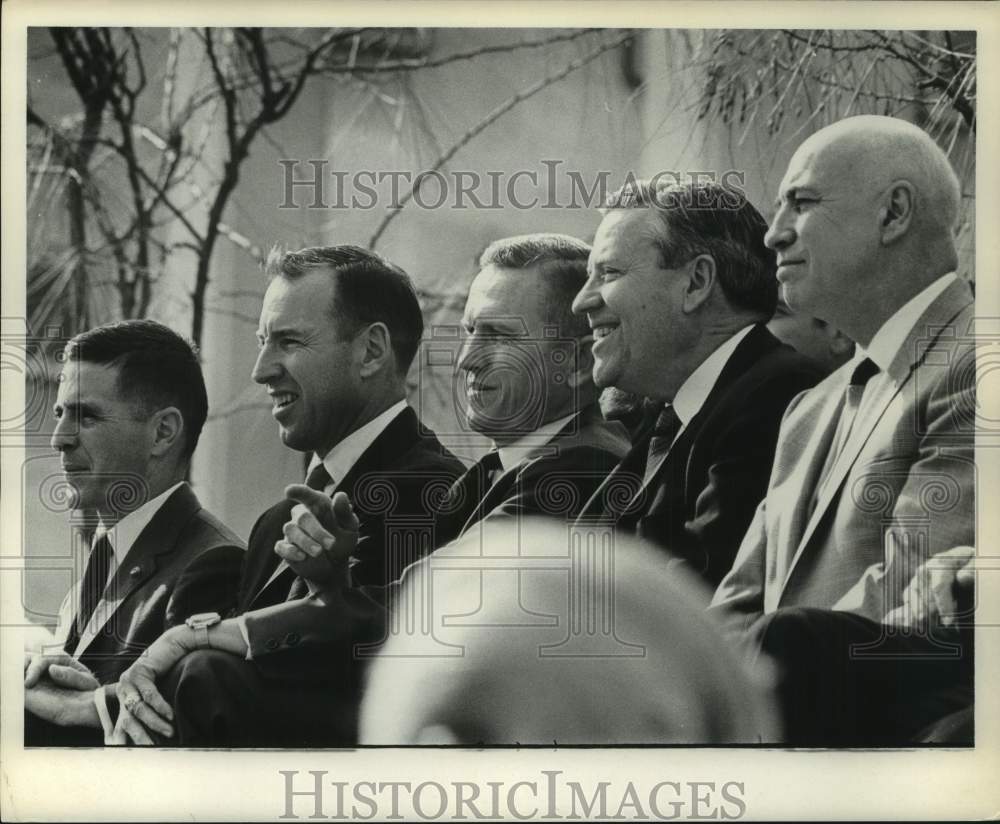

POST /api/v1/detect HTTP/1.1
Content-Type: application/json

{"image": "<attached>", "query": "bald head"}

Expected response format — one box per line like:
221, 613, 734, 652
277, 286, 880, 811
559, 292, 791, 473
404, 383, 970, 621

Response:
795, 115, 961, 239
766, 116, 962, 343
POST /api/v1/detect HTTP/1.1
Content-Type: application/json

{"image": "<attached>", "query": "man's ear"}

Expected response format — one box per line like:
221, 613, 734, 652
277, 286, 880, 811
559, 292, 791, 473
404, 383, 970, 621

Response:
880, 180, 915, 244
358, 322, 394, 378
682, 254, 716, 313
149, 407, 184, 458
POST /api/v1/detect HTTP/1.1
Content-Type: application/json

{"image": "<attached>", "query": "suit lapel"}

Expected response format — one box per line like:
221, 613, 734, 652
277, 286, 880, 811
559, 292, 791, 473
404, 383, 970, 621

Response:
252, 407, 424, 601
73, 484, 200, 657
636, 325, 781, 515
782, 373, 904, 588
779, 279, 974, 597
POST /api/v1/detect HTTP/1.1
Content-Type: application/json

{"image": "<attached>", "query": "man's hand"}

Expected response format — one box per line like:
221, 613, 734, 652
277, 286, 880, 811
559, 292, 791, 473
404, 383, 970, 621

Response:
115, 626, 194, 740
25, 653, 99, 691
25, 681, 99, 728
886, 546, 975, 629
275, 486, 360, 590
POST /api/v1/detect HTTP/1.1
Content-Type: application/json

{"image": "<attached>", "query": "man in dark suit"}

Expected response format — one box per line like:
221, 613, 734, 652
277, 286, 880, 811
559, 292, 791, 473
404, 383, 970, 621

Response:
23, 320, 244, 745
572, 180, 824, 587
711, 115, 975, 745
110, 245, 463, 746
220, 234, 631, 701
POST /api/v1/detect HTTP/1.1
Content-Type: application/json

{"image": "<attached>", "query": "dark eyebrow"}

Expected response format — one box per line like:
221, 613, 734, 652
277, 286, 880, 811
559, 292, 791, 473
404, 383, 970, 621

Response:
54, 401, 100, 418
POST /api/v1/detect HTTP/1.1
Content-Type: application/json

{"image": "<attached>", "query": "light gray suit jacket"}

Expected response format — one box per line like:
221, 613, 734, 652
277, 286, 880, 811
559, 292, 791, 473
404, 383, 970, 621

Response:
712, 278, 975, 625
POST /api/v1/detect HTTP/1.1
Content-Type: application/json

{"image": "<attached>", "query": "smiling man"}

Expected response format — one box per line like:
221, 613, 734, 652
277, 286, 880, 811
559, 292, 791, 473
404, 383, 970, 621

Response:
435, 234, 630, 540
108, 245, 463, 747
24, 320, 244, 746
572, 180, 823, 587
712, 115, 975, 745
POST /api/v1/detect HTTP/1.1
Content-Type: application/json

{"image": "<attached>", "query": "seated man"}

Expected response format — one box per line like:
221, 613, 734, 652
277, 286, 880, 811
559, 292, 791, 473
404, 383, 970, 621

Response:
113, 235, 630, 746
102, 245, 464, 746
572, 180, 824, 587
24, 320, 245, 745
711, 115, 975, 745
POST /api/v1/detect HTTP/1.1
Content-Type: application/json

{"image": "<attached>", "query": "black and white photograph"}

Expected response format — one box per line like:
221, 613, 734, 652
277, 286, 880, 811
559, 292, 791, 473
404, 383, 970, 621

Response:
2, 1, 998, 820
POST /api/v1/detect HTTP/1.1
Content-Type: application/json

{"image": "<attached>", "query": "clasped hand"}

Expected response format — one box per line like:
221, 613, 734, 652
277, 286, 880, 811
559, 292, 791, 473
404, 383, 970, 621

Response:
274, 485, 360, 590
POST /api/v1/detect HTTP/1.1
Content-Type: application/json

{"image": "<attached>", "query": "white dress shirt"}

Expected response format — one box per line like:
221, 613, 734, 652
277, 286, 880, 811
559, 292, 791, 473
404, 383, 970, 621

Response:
668, 325, 756, 443
496, 412, 578, 472
236, 400, 410, 657
55, 481, 185, 654
304, 399, 409, 495
859, 272, 957, 379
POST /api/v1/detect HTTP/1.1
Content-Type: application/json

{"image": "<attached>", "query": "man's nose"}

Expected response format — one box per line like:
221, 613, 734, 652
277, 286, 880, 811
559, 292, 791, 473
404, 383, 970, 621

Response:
50, 415, 76, 452
764, 206, 795, 251
457, 336, 487, 374
251, 345, 281, 384
572, 272, 603, 316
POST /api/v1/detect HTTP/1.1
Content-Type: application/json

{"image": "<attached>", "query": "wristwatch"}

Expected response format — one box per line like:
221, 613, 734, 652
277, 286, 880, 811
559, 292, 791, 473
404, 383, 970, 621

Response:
185, 612, 222, 648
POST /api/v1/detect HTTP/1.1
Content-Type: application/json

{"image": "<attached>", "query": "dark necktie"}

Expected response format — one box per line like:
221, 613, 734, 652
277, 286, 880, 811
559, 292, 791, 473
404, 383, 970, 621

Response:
304, 461, 333, 493
63, 533, 113, 654
286, 462, 335, 601
812, 357, 880, 508
642, 405, 682, 486
438, 450, 503, 540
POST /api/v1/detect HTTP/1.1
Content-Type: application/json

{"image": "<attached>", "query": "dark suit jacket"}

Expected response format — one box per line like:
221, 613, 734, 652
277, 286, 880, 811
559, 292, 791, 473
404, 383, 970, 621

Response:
239, 405, 629, 676
239, 406, 464, 677
436, 404, 631, 545
577, 324, 824, 587
66, 483, 245, 685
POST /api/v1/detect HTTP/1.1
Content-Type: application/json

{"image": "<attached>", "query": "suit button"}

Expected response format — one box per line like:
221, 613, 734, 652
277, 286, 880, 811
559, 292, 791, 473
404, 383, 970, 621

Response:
265, 638, 279, 651
285, 632, 300, 646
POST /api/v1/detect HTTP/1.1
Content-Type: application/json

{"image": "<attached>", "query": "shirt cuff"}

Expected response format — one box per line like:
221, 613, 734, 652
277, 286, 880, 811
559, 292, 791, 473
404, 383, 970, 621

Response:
93, 685, 119, 745
236, 614, 254, 661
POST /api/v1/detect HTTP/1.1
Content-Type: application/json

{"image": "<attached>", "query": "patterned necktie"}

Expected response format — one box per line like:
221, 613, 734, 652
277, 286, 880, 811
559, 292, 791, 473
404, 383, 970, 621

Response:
642, 405, 682, 486
812, 357, 880, 508
286, 462, 336, 601
63, 533, 114, 654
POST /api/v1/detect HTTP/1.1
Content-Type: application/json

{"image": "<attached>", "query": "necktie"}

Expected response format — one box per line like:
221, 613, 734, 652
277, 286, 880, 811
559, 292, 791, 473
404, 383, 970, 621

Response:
642, 405, 682, 486
63, 533, 113, 654
438, 450, 503, 540
304, 461, 332, 493
812, 357, 880, 508
286, 462, 336, 601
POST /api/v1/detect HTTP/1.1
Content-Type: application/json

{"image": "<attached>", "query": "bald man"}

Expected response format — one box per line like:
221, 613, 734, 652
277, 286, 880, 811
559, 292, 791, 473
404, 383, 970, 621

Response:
711, 115, 975, 745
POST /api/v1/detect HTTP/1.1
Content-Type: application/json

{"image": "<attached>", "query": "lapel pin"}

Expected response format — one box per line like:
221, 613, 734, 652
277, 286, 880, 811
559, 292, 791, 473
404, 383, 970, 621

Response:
130, 565, 143, 577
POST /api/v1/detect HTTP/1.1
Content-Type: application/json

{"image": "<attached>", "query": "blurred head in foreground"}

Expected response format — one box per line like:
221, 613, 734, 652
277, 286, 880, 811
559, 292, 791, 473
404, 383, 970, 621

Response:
360, 519, 779, 745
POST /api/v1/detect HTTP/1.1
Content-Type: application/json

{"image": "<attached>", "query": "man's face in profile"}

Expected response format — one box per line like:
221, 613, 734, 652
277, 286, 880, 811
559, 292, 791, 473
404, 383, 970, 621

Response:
457, 265, 576, 444
50, 360, 154, 517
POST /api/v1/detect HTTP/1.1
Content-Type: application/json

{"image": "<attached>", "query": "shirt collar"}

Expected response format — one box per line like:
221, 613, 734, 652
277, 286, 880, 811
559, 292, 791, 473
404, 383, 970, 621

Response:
672, 325, 755, 428
861, 272, 956, 377
497, 412, 579, 472
97, 481, 184, 567
310, 399, 408, 490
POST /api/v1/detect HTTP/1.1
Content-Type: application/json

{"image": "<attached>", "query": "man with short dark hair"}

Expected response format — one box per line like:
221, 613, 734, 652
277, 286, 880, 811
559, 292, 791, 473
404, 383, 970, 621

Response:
24, 320, 245, 745
111, 245, 464, 746
231, 233, 628, 690
572, 180, 824, 587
